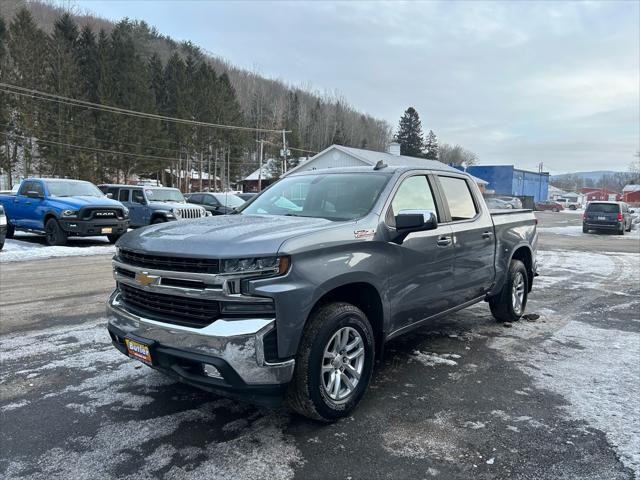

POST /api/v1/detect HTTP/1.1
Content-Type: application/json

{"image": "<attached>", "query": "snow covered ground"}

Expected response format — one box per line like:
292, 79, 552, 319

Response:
0, 234, 115, 263
496, 249, 640, 476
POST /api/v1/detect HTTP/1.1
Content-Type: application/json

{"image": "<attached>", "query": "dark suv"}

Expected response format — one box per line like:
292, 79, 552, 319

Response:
583, 201, 633, 235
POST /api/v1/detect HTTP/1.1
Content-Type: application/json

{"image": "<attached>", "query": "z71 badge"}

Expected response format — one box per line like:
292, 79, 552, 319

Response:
354, 229, 375, 239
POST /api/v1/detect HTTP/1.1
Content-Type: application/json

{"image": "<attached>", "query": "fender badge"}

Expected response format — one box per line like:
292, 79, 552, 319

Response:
135, 271, 159, 286
354, 229, 375, 239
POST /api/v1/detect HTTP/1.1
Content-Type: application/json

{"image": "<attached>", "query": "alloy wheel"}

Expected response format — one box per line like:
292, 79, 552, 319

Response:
321, 326, 365, 402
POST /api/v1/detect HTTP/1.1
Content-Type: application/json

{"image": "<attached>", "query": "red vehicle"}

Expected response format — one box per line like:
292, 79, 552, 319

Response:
535, 200, 564, 212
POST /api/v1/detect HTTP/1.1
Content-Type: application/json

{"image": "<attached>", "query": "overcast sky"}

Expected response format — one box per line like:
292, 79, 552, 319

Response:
72, 0, 638, 174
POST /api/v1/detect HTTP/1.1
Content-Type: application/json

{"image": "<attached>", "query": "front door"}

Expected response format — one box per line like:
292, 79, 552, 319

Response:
386, 174, 457, 334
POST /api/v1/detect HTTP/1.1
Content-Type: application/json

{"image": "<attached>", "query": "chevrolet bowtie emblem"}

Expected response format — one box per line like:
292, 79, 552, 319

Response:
135, 271, 159, 287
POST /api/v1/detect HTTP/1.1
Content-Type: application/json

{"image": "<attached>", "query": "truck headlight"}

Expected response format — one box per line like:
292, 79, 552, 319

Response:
172, 208, 182, 218
221, 256, 290, 275
122, 207, 129, 218
61, 209, 79, 218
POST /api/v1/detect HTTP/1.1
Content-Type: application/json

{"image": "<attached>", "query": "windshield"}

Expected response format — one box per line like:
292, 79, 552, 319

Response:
587, 203, 619, 213
46, 181, 104, 197
213, 193, 245, 208
145, 188, 185, 203
239, 173, 390, 220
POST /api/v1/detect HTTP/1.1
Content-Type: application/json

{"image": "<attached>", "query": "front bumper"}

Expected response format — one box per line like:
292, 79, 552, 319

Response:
106, 290, 295, 405
61, 218, 129, 236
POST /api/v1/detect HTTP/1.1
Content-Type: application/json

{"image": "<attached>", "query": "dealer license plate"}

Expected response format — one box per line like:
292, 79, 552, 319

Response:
125, 338, 153, 365
597, 216, 606, 221
102, 227, 113, 234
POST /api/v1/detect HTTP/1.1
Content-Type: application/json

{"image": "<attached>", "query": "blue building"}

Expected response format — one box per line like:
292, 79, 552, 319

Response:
465, 165, 549, 202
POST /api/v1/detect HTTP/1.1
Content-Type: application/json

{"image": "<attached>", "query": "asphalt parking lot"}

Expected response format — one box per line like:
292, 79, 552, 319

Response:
1, 211, 639, 480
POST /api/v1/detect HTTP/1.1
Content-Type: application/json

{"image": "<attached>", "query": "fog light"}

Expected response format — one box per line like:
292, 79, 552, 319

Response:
203, 364, 222, 379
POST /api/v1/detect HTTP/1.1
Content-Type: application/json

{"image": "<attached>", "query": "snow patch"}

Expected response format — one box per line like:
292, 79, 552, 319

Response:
412, 351, 460, 367
0, 236, 115, 263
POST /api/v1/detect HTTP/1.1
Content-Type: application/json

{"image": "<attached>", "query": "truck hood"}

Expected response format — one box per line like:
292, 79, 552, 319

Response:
117, 214, 339, 257
48, 196, 124, 209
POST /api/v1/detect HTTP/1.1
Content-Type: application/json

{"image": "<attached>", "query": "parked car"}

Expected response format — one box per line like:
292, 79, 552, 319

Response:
583, 201, 633, 235
485, 197, 513, 209
535, 200, 564, 212
496, 196, 523, 209
98, 185, 207, 227
0, 178, 129, 246
556, 198, 582, 210
107, 164, 538, 421
185, 192, 246, 215
0, 205, 6, 250
237, 193, 257, 202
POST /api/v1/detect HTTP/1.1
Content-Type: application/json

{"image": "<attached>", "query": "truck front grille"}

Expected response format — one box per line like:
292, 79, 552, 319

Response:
119, 283, 220, 328
81, 207, 124, 220
118, 249, 219, 274
179, 207, 204, 219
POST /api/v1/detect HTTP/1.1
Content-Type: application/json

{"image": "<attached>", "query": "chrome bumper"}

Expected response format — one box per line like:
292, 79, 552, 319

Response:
106, 290, 295, 386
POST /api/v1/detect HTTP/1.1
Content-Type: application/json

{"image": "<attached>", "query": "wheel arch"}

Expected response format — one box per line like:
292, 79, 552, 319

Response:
510, 244, 534, 292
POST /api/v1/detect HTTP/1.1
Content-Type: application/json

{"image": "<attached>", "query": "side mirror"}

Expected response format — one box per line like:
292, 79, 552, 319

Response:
106, 193, 114, 199
26, 190, 44, 199
391, 209, 438, 244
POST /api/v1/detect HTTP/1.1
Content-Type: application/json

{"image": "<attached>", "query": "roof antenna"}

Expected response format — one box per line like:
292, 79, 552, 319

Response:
374, 160, 387, 170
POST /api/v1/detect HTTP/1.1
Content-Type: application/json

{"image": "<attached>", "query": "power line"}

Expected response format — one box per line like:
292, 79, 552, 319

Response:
1, 131, 264, 166
262, 139, 318, 155
0, 83, 291, 134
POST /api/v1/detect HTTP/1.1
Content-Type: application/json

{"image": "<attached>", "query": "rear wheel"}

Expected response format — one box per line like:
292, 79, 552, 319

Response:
489, 259, 528, 323
45, 218, 68, 246
626, 222, 632, 232
582, 225, 589, 234
287, 302, 375, 422
552, 208, 559, 212
569, 205, 577, 210
617, 224, 625, 235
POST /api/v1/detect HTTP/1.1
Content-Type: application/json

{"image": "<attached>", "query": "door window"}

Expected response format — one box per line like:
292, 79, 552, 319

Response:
203, 195, 219, 206
132, 190, 145, 204
19, 181, 34, 196
438, 176, 478, 221
387, 176, 438, 226
189, 194, 203, 204
118, 189, 130, 202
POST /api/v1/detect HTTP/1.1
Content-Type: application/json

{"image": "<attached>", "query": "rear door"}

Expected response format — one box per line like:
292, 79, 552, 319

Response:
386, 173, 456, 333
436, 174, 496, 304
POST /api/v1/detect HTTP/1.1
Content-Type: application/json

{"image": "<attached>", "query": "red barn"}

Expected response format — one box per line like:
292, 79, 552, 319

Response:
623, 185, 640, 204
579, 187, 622, 201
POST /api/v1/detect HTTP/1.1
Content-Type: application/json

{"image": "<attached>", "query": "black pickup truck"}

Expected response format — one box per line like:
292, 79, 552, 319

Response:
107, 164, 537, 420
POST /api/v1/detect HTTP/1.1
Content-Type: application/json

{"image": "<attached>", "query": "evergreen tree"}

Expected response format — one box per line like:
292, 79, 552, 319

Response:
424, 130, 438, 160
395, 107, 424, 157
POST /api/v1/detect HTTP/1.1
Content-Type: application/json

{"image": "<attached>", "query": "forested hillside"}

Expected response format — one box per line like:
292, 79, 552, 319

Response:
0, 2, 392, 188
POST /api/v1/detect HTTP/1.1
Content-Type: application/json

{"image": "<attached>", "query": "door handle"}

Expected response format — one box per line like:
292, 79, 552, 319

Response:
437, 236, 452, 247
482, 231, 493, 239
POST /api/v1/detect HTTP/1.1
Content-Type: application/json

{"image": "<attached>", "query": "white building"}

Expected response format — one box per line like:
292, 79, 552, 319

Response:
284, 143, 489, 190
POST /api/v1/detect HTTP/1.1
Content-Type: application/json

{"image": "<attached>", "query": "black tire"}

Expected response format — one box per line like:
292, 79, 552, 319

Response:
45, 218, 68, 246
152, 217, 167, 224
569, 205, 576, 210
287, 302, 375, 422
582, 225, 589, 234
6, 223, 14, 239
489, 259, 528, 323
107, 234, 122, 244
617, 224, 625, 235
552, 208, 559, 212
0, 240, 4, 251
626, 222, 632, 232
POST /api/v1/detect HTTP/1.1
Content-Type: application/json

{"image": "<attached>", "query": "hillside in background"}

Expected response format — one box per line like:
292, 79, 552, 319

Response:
0, 1, 391, 188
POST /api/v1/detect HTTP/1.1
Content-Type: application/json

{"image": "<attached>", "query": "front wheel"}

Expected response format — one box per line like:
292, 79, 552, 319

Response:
152, 217, 167, 224
287, 302, 375, 422
107, 234, 122, 244
6, 223, 15, 239
489, 259, 528, 323
45, 218, 68, 246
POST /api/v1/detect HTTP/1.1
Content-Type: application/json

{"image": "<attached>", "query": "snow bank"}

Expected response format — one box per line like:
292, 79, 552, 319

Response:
538, 225, 640, 238
0, 236, 115, 263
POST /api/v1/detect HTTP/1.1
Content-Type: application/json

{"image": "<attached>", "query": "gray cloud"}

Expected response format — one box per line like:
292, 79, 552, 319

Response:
76, 0, 639, 173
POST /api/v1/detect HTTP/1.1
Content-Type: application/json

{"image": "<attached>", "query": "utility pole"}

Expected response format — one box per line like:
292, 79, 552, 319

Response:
282, 129, 288, 174
258, 139, 264, 192
538, 162, 543, 202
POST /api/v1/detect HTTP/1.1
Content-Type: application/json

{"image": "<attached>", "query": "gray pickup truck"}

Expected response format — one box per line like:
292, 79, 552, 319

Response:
107, 164, 537, 420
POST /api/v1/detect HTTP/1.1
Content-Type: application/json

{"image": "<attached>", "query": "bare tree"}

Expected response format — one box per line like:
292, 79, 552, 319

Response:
438, 143, 478, 167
